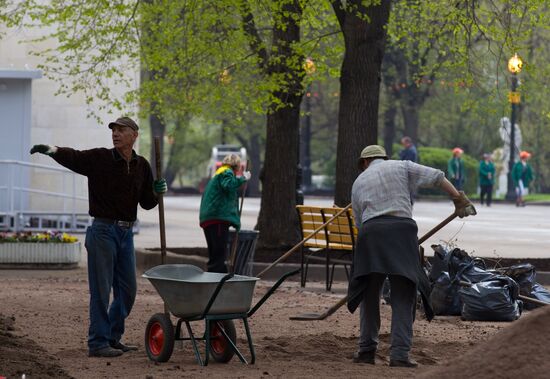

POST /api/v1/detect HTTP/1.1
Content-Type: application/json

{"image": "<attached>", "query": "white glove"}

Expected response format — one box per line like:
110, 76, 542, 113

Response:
243, 171, 251, 181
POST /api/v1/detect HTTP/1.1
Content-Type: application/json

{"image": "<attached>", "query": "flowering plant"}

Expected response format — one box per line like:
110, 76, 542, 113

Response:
0, 231, 79, 243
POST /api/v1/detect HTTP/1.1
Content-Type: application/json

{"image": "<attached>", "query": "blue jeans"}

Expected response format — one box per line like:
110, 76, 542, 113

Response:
85, 220, 136, 353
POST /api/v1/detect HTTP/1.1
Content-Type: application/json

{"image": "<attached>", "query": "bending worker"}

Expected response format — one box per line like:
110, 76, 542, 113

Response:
30, 117, 167, 358
199, 154, 251, 273
348, 145, 475, 368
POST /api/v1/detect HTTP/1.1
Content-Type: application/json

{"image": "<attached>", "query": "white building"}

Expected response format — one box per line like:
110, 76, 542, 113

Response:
0, 22, 139, 231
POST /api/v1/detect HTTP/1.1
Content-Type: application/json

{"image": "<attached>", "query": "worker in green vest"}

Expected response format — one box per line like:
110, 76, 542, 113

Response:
478, 153, 496, 206
512, 151, 534, 207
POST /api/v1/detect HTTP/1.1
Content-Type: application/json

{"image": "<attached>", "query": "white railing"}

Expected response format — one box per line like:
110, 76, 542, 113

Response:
0, 160, 91, 232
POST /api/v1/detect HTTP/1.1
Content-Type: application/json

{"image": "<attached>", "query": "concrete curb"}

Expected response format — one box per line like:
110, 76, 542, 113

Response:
136, 248, 550, 286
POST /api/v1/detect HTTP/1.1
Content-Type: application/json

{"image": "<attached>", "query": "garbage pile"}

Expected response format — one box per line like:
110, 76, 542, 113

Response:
428, 244, 550, 321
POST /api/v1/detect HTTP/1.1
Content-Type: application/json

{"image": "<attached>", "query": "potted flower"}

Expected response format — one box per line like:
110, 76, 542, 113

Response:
0, 231, 81, 267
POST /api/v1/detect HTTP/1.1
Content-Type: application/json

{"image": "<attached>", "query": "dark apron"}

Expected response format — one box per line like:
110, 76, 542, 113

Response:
347, 215, 434, 321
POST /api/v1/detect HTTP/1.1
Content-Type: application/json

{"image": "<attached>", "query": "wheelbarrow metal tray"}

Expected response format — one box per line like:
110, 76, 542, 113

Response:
143, 264, 259, 319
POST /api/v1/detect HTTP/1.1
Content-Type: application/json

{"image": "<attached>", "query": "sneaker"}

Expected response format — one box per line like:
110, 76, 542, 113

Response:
389, 358, 418, 368
89, 346, 124, 358
352, 350, 375, 364
110, 342, 138, 352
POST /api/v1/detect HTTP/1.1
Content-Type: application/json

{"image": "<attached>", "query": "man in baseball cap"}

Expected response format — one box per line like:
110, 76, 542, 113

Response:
348, 145, 475, 368
30, 116, 166, 358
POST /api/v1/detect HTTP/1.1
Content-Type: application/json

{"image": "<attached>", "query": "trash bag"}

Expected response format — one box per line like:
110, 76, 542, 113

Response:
430, 272, 462, 315
382, 277, 391, 304
525, 283, 550, 310
459, 276, 522, 321
428, 245, 451, 283
502, 263, 536, 295
448, 248, 495, 284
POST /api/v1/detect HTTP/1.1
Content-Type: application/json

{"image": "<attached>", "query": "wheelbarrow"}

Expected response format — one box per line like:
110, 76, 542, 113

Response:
142, 264, 299, 366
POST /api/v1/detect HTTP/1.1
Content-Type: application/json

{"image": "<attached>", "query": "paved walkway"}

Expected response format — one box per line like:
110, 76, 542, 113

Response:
132, 196, 549, 259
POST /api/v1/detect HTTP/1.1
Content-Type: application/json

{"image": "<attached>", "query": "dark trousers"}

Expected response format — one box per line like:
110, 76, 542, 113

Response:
203, 223, 230, 273
359, 273, 417, 361
85, 220, 136, 353
480, 184, 493, 206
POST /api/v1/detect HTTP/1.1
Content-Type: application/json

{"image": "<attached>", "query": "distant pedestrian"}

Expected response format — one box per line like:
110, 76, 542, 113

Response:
399, 136, 418, 163
512, 151, 534, 207
199, 154, 251, 273
447, 147, 465, 191
479, 153, 495, 206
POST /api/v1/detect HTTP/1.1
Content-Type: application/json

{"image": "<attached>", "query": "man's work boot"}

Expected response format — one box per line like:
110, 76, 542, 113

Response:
352, 350, 375, 364
110, 341, 138, 352
89, 346, 124, 358
389, 358, 418, 368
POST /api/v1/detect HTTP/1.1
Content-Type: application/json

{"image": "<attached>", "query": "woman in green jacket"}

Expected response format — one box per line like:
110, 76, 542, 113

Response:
448, 147, 465, 191
199, 154, 251, 272
478, 153, 496, 206
512, 151, 534, 207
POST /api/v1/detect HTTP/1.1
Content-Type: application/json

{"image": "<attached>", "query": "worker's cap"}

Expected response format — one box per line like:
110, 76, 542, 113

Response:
520, 151, 531, 159
359, 145, 387, 160
222, 154, 241, 168
108, 117, 139, 131
452, 147, 463, 155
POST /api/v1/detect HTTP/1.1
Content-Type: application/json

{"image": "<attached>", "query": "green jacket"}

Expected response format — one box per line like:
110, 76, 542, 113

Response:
199, 166, 246, 230
478, 160, 495, 186
447, 157, 465, 181
512, 161, 533, 188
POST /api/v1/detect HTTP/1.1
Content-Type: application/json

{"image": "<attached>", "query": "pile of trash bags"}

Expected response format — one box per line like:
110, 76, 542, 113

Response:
428, 244, 550, 321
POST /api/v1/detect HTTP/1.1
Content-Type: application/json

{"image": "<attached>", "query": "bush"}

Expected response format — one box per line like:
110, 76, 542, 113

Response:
417, 147, 479, 196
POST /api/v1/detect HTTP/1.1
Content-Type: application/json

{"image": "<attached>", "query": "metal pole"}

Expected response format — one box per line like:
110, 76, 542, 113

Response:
303, 84, 312, 190
296, 107, 304, 205
505, 74, 518, 201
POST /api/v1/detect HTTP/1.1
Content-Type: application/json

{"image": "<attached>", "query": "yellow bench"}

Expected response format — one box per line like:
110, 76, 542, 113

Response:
296, 205, 357, 290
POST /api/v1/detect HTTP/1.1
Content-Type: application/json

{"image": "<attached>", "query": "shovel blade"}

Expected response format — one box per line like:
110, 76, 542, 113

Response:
289, 313, 326, 321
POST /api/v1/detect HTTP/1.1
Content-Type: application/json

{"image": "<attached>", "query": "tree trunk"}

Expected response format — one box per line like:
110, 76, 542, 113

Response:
333, 0, 392, 206
255, 1, 303, 250
164, 117, 188, 188
148, 105, 165, 178
383, 100, 398, 157
401, 97, 420, 144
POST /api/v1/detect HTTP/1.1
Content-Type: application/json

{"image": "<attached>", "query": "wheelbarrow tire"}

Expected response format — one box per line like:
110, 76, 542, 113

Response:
209, 320, 237, 363
145, 313, 174, 363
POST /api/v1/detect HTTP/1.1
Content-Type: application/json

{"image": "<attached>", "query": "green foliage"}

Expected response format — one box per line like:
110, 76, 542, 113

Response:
418, 146, 479, 195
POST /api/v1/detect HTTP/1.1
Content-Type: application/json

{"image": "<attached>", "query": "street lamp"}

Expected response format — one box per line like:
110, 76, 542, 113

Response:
505, 53, 523, 201
302, 58, 316, 192
296, 58, 316, 205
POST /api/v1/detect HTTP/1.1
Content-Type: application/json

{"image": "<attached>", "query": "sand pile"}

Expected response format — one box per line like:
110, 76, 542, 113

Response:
421, 306, 550, 378
0, 314, 73, 379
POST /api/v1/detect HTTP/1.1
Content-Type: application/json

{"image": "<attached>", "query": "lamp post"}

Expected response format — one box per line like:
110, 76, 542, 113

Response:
505, 53, 523, 201
302, 58, 316, 192
296, 58, 316, 205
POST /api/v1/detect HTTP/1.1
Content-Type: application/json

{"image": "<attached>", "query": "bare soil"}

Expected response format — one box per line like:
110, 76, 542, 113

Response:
0, 268, 524, 379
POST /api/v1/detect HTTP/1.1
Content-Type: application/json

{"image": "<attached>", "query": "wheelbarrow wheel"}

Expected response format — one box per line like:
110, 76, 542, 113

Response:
209, 320, 236, 363
145, 313, 174, 363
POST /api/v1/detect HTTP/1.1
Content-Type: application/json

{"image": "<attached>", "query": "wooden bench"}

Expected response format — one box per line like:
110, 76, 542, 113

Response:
296, 205, 357, 290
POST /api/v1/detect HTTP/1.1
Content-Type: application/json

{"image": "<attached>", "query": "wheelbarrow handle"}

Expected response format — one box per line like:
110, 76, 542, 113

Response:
200, 273, 235, 319
247, 269, 301, 318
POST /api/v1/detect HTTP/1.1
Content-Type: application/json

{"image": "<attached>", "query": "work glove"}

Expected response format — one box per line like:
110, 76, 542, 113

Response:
30, 144, 57, 156
242, 171, 251, 181
452, 191, 477, 218
153, 178, 167, 195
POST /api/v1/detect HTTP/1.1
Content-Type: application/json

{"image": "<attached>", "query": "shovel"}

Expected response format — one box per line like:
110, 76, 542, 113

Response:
228, 159, 250, 274
289, 209, 472, 321
154, 137, 168, 314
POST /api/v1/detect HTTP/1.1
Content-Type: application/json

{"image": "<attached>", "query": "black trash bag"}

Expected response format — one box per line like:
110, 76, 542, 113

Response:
448, 248, 495, 284
502, 263, 536, 295
430, 272, 462, 315
382, 277, 391, 304
525, 283, 550, 310
459, 276, 522, 321
428, 244, 451, 283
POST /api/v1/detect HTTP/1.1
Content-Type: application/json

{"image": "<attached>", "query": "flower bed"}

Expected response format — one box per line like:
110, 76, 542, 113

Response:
0, 231, 81, 268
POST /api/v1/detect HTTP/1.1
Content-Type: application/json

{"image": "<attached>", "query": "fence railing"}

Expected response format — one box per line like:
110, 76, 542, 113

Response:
0, 160, 91, 232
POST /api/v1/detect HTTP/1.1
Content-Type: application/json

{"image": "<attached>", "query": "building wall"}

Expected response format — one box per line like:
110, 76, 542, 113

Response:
0, 23, 140, 214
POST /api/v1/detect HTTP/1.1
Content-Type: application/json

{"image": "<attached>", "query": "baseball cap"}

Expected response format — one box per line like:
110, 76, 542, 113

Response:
108, 117, 139, 131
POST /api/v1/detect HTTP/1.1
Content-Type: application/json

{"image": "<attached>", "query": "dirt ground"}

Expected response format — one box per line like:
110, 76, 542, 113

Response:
0, 267, 515, 379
